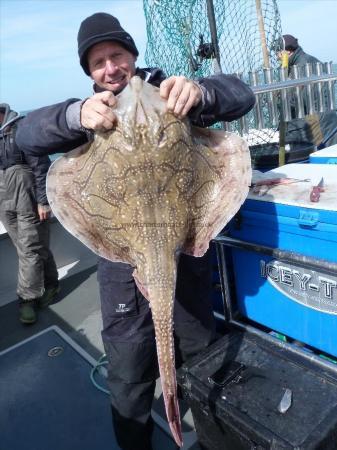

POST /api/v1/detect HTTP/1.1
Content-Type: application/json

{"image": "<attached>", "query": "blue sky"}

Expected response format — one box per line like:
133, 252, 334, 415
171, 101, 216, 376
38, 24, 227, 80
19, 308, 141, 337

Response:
1, 0, 336, 113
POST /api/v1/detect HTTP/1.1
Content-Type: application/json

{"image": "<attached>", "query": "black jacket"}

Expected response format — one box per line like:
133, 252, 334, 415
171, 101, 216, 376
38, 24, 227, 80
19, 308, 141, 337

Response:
0, 104, 51, 204
16, 68, 255, 157
288, 46, 320, 76
285, 48, 337, 148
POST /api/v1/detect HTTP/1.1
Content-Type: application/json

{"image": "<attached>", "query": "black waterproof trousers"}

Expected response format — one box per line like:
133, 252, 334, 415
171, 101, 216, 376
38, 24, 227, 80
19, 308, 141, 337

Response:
97, 250, 216, 450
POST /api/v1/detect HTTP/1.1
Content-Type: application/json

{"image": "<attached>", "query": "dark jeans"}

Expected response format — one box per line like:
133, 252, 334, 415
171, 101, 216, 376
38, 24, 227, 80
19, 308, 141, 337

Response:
97, 250, 216, 450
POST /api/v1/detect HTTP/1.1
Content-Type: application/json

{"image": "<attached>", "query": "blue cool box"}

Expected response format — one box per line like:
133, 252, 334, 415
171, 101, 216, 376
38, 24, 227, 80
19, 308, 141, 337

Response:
228, 163, 337, 356
309, 144, 337, 164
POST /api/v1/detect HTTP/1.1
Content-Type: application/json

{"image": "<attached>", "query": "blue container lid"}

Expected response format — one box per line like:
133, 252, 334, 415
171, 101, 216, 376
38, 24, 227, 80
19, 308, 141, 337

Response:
309, 144, 337, 164
310, 144, 337, 160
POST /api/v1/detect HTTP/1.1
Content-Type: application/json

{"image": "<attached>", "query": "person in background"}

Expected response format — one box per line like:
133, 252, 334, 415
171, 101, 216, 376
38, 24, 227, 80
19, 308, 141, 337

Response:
16, 12, 255, 450
0, 103, 59, 324
277, 34, 337, 149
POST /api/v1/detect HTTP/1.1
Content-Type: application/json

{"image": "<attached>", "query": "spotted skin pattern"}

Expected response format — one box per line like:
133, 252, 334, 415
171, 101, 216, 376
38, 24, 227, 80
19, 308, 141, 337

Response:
47, 77, 251, 446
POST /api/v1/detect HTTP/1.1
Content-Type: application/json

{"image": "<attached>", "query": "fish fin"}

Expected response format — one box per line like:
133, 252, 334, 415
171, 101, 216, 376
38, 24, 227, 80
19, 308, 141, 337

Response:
47, 144, 137, 265
182, 127, 251, 257
167, 393, 183, 447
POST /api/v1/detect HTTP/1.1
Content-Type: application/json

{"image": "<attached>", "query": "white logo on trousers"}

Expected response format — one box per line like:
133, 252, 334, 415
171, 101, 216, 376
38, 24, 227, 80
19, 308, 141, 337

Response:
115, 303, 131, 313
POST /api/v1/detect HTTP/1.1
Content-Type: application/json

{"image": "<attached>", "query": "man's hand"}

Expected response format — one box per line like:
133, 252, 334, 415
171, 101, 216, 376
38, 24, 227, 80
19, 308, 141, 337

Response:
160, 76, 203, 119
81, 91, 118, 131
38, 204, 52, 221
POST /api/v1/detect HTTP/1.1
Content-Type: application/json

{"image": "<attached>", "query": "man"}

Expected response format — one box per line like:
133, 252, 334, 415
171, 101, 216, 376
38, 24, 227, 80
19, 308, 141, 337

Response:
0, 104, 59, 324
277, 34, 337, 149
16, 12, 255, 450
276, 34, 320, 69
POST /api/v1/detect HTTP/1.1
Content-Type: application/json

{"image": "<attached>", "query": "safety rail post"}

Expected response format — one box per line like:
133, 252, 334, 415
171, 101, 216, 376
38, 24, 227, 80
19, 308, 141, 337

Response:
325, 62, 336, 111
305, 63, 315, 115
250, 70, 264, 130
263, 67, 277, 127
292, 65, 305, 119
316, 62, 325, 114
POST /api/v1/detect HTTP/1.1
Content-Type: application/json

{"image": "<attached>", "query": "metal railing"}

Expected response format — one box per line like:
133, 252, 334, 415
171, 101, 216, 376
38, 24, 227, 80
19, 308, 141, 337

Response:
228, 62, 337, 135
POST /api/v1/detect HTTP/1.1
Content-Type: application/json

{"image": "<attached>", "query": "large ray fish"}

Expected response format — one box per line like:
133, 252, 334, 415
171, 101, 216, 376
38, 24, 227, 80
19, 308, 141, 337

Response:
47, 76, 251, 447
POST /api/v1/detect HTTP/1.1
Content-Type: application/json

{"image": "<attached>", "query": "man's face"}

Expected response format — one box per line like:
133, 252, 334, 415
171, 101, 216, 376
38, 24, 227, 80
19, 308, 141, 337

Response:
87, 41, 137, 93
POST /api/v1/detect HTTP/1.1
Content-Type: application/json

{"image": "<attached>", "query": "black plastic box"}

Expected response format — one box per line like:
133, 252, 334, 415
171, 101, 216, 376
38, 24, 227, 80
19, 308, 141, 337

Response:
178, 329, 337, 449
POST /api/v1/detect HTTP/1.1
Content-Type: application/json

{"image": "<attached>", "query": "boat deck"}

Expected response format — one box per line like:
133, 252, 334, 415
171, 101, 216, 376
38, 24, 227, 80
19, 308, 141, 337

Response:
0, 220, 202, 450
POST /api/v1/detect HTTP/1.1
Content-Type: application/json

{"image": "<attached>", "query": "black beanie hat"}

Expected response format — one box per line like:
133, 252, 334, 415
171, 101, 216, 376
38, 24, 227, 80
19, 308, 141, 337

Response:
283, 34, 299, 51
77, 12, 139, 75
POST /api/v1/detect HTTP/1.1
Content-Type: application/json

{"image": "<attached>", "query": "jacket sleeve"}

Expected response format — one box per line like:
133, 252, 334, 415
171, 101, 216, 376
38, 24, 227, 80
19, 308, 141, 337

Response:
190, 74, 255, 127
16, 99, 88, 156
146, 68, 255, 127
25, 153, 51, 205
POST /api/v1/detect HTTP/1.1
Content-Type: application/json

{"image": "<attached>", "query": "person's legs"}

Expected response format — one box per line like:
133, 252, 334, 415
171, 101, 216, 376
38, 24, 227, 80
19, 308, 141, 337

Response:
38, 219, 58, 287
107, 347, 156, 450
173, 251, 217, 449
0, 206, 44, 323
3, 165, 56, 322
37, 219, 59, 307
98, 258, 158, 450
174, 250, 217, 365
16, 210, 46, 299
12, 164, 58, 308
2, 166, 46, 302
97, 251, 216, 449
